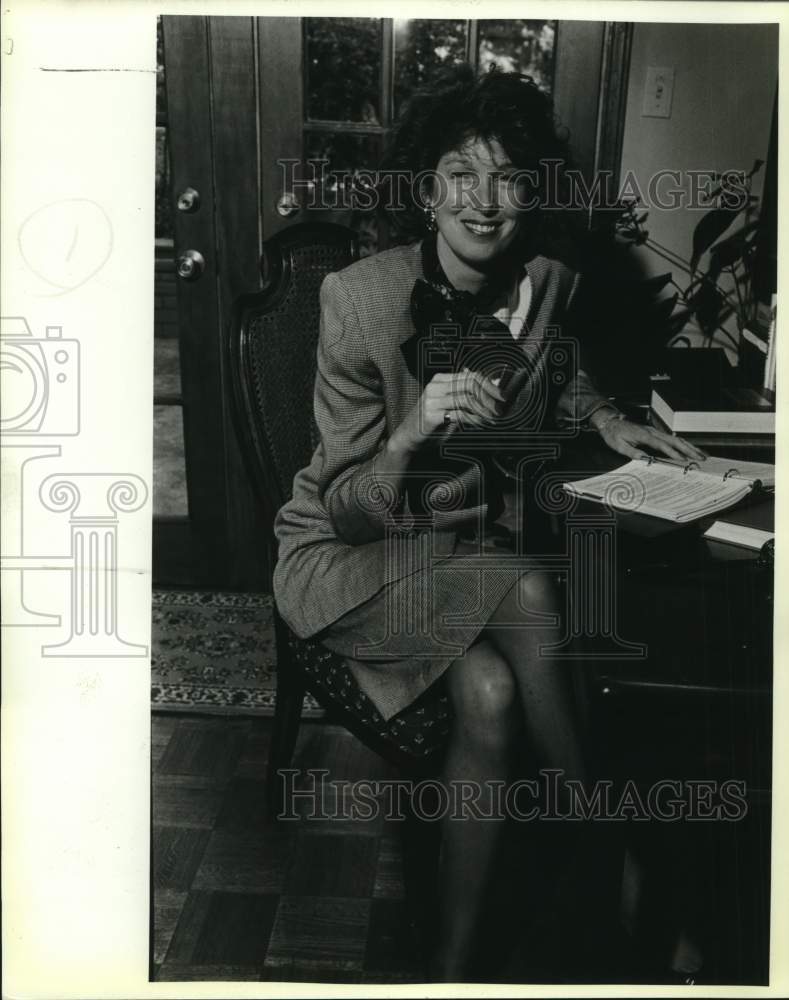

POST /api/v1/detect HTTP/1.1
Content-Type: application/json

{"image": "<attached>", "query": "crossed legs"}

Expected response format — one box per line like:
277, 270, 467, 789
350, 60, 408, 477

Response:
431, 571, 586, 981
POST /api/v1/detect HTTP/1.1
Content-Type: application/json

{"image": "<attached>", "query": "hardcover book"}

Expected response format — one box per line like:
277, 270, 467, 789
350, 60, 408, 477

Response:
650, 383, 775, 434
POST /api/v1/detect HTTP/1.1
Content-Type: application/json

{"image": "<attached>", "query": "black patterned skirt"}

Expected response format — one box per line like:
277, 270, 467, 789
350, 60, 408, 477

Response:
288, 632, 453, 765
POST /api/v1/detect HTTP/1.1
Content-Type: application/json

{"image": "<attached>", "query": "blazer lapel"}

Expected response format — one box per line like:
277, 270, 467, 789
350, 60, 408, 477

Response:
522, 254, 553, 335
397, 242, 426, 346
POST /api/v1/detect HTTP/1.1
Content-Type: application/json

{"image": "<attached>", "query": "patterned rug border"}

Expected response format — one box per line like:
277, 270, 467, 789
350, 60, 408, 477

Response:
151, 683, 324, 718
151, 588, 325, 719
152, 589, 273, 608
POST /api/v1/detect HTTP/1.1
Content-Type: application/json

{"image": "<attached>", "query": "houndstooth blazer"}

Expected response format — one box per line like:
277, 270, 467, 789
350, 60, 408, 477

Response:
273, 240, 608, 639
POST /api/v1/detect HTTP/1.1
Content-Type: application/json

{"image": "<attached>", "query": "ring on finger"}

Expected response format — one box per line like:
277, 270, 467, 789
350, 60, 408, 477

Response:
443, 411, 453, 428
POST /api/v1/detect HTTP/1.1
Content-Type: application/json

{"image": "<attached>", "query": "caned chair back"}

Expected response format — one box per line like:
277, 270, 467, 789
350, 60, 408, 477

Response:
229, 223, 359, 525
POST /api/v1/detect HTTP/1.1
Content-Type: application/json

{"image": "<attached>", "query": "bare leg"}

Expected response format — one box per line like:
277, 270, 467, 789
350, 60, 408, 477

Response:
483, 572, 600, 972
430, 639, 520, 981
431, 573, 590, 980
483, 571, 586, 790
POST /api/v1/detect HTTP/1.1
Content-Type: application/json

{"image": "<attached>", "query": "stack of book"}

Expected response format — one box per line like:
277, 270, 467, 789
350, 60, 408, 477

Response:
649, 371, 775, 457
741, 294, 777, 393
644, 329, 777, 456
650, 382, 775, 435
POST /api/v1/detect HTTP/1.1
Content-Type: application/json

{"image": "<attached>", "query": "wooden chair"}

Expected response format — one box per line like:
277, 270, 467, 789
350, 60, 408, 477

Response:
228, 223, 354, 815
228, 222, 445, 819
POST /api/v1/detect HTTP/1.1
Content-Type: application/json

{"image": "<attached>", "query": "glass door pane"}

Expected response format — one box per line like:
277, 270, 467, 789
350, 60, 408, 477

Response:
305, 18, 383, 122
302, 16, 387, 255
154, 16, 188, 519
302, 131, 382, 256
478, 20, 556, 90
393, 19, 468, 114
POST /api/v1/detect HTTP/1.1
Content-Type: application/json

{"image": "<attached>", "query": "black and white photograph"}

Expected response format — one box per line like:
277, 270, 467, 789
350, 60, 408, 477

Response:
148, 10, 779, 986
1, 2, 785, 996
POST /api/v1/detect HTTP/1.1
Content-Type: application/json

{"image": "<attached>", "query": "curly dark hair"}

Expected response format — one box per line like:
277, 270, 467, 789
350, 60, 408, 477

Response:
378, 63, 579, 251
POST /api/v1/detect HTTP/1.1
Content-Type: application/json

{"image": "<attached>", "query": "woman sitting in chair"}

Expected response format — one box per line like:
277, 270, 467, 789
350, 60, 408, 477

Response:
274, 65, 702, 981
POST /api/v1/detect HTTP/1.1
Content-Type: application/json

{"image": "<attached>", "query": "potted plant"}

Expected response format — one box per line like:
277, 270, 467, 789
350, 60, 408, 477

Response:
614, 160, 765, 354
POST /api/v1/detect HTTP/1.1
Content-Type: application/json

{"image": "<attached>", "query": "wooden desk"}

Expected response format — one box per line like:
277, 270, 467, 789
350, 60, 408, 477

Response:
533, 434, 774, 984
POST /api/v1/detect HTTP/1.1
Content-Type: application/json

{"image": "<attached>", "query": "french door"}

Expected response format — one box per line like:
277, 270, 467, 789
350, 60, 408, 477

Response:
153, 15, 631, 589
155, 16, 267, 588
258, 18, 628, 245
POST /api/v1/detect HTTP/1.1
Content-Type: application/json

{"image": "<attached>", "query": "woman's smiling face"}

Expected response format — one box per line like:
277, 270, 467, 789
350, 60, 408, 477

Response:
428, 135, 527, 286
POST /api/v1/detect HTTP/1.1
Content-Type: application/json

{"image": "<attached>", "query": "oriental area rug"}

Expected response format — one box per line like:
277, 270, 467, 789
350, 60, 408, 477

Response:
151, 589, 324, 718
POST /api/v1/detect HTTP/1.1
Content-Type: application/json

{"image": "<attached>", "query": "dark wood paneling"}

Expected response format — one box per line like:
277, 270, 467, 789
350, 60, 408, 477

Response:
552, 20, 606, 186
593, 21, 634, 226
753, 85, 777, 304
153, 518, 212, 588
257, 17, 303, 241
154, 246, 179, 340
209, 15, 269, 589
160, 16, 229, 584
595, 22, 634, 187
209, 17, 262, 295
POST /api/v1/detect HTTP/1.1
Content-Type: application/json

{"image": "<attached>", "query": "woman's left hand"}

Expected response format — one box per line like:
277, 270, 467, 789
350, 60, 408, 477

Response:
598, 416, 707, 464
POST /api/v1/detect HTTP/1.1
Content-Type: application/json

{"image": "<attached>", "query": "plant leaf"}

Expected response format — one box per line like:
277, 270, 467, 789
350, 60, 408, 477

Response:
747, 158, 764, 179
707, 219, 759, 269
687, 281, 726, 335
642, 272, 673, 296
667, 307, 693, 337
619, 273, 673, 301
652, 293, 679, 324
690, 206, 742, 273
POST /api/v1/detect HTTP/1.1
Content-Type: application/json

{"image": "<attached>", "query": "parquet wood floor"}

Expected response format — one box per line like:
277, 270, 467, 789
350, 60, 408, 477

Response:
151, 713, 641, 984
152, 714, 425, 983
153, 712, 766, 984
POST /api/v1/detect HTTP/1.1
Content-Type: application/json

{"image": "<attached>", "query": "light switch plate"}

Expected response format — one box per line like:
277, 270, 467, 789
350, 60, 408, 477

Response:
642, 66, 674, 118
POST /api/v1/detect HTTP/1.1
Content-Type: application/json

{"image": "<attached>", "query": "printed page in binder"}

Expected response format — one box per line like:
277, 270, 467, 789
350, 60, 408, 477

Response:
688, 454, 775, 488
563, 458, 761, 522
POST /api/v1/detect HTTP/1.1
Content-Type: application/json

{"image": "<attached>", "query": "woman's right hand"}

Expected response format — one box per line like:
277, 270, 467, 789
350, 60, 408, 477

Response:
389, 369, 506, 455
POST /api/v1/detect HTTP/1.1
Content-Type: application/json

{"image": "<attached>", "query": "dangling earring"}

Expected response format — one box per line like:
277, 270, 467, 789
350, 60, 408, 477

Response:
423, 203, 437, 233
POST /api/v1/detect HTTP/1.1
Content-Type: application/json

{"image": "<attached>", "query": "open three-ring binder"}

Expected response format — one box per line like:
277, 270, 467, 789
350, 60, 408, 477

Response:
563, 454, 775, 523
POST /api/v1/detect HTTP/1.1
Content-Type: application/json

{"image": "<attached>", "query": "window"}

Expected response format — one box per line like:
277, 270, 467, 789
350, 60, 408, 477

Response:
300, 17, 557, 254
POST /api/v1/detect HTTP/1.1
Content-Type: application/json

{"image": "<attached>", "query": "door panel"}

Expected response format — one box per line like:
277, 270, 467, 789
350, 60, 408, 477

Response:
258, 18, 303, 241
157, 15, 267, 588
208, 16, 269, 589
158, 15, 227, 586
553, 21, 607, 185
